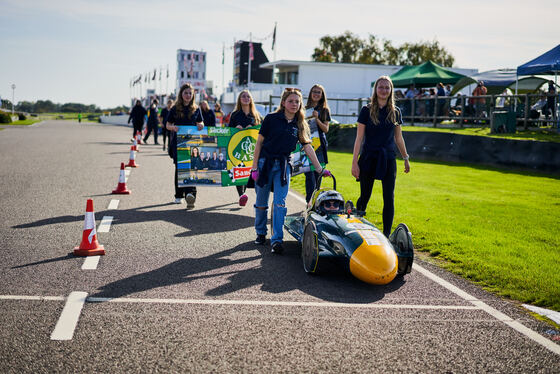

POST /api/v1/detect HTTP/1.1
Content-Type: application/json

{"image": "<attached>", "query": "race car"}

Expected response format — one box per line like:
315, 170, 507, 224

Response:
284, 175, 414, 285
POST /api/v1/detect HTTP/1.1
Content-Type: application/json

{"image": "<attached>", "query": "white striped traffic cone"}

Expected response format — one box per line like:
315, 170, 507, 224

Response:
112, 162, 131, 194
73, 199, 105, 256
125, 146, 138, 167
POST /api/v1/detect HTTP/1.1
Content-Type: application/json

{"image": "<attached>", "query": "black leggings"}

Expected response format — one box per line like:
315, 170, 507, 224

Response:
356, 158, 397, 237
236, 185, 246, 197
174, 166, 197, 199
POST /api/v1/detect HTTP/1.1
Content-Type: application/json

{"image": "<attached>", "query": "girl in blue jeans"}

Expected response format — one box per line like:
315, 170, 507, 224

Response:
251, 88, 330, 254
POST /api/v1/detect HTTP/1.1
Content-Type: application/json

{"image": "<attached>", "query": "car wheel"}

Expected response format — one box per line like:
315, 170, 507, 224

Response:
389, 223, 414, 275
302, 222, 319, 274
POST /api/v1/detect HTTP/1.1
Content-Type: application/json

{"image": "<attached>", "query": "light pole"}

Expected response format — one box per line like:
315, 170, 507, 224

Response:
11, 84, 16, 115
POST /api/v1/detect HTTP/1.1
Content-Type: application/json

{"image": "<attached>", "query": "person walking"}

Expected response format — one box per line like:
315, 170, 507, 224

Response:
160, 99, 173, 151
199, 100, 216, 127
166, 83, 204, 209
144, 99, 160, 144
303, 84, 331, 204
228, 90, 262, 206
351, 75, 410, 238
251, 88, 330, 253
128, 100, 147, 142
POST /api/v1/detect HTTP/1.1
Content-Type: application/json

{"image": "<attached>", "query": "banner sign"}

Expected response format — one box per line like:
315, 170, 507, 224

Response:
176, 126, 325, 187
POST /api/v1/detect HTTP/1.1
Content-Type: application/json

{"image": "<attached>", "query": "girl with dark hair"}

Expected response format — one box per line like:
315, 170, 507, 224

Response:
251, 88, 330, 254
228, 90, 262, 206
304, 84, 331, 203
166, 83, 204, 209
351, 76, 410, 237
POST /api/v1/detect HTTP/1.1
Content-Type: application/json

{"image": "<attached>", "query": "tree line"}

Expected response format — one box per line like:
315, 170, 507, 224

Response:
0, 99, 129, 114
312, 31, 455, 67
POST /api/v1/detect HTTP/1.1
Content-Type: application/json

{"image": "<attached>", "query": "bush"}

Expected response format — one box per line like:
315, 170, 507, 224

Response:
0, 111, 12, 123
18, 113, 26, 120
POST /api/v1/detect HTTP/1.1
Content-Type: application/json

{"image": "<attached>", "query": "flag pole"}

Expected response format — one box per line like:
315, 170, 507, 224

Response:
248, 32, 252, 89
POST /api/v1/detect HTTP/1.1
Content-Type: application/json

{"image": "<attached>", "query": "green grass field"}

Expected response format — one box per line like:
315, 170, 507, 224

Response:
291, 152, 560, 311
403, 125, 560, 143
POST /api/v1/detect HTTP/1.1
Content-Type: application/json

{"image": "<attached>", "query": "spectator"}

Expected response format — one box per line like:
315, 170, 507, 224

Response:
427, 88, 436, 117
404, 85, 417, 117
496, 89, 509, 109
543, 80, 557, 121
128, 100, 147, 142
436, 83, 446, 116
160, 99, 174, 151
530, 95, 547, 120
199, 100, 216, 127
214, 102, 224, 126
144, 99, 160, 145
472, 80, 488, 120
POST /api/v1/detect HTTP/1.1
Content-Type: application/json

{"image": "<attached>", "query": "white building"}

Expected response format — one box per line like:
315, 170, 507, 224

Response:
176, 49, 207, 94
221, 60, 478, 123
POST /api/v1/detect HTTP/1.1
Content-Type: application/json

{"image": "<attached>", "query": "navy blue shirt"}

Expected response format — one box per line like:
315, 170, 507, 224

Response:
228, 110, 259, 128
201, 109, 216, 127
259, 111, 308, 159
166, 105, 203, 162
147, 105, 159, 125
160, 107, 171, 126
357, 105, 402, 159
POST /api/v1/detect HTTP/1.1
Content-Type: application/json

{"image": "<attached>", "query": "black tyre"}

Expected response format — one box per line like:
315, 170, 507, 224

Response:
389, 223, 414, 275
302, 222, 319, 274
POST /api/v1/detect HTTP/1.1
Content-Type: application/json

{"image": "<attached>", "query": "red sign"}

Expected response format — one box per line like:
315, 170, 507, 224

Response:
233, 167, 251, 180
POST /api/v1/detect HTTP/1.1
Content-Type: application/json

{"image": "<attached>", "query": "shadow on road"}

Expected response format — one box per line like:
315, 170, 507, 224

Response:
89, 240, 406, 304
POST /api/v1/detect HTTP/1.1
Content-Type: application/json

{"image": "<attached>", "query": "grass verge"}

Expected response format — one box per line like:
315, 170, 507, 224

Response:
290, 151, 560, 311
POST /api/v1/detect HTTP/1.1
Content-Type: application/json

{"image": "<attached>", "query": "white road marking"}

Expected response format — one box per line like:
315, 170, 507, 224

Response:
288, 190, 307, 205
290, 193, 560, 356
50, 291, 88, 341
97, 216, 113, 233
81, 256, 100, 270
107, 199, 119, 210
414, 264, 560, 355
87, 296, 479, 310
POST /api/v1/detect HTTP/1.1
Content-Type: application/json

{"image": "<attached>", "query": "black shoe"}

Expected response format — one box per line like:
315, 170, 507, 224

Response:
271, 242, 284, 254
255, 234, 266, 245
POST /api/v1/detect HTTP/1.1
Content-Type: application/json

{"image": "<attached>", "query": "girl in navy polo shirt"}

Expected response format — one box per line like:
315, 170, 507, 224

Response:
166, 83, 204, 209
304, 84, 331, 203
228, 90, 262, 206
351, 76, 410, 237
251, 88, 330, 254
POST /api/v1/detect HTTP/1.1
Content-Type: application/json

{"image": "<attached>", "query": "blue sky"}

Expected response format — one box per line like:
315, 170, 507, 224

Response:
0, 0, 558, 108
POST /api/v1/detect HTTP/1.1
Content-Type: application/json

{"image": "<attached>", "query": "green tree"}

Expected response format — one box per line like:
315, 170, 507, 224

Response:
312, 33, 455, 67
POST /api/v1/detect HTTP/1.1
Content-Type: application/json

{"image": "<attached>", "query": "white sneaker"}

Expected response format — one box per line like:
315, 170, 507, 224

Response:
185, 193, 196, 209
174, 198, 183, 204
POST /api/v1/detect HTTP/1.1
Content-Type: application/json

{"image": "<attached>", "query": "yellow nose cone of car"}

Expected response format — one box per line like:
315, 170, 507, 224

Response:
349, 241, 398, 285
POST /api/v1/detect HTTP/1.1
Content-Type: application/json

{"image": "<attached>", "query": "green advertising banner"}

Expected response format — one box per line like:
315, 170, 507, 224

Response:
176, 126, 325, 187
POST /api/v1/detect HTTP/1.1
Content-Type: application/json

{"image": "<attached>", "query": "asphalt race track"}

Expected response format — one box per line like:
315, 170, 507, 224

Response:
1, 120, 559, 373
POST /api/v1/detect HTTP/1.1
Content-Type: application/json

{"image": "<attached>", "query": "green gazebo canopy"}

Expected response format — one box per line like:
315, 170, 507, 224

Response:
388, 60, 467, 88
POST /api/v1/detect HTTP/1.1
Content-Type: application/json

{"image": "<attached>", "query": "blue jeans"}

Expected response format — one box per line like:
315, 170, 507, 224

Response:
254, 158, 290, 245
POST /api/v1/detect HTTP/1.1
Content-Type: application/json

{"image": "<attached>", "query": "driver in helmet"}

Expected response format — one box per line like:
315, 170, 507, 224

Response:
315, 190, 344, 215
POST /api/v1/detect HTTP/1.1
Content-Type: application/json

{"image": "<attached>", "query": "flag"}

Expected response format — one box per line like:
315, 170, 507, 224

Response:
249, 42, 254, 61
159, 67, 162, 81
166, 64, 169, 78
222, 44, 225, 65
272, 23, 276, 50
152, 69, 156, 80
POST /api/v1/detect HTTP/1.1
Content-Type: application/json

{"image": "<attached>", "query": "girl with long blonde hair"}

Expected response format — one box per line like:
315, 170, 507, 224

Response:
351, 76, 410, 237
250, 88, 330, 253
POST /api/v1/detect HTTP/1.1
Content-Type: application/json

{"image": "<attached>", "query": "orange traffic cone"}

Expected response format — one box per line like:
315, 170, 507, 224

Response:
136, 131, 142, 145
73, 199, 105, 256
125, 146, 138, 167
132, 137, 139, 152
112, 163, 131, 194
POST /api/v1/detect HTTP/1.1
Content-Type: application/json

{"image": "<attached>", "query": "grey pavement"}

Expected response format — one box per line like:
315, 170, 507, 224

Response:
0, 120, 559, 373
